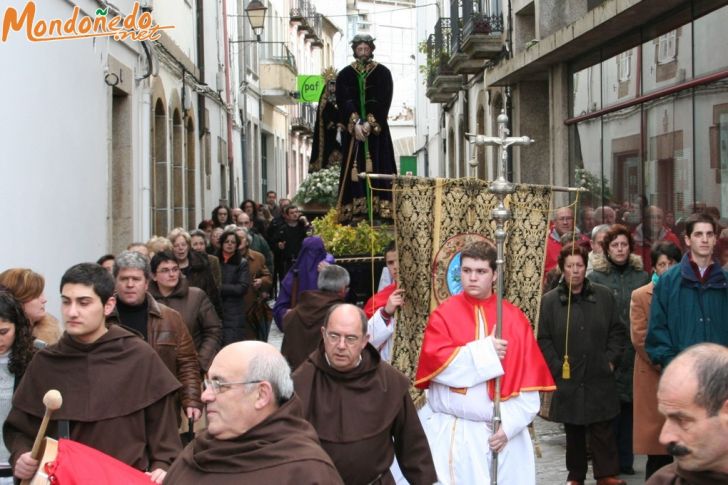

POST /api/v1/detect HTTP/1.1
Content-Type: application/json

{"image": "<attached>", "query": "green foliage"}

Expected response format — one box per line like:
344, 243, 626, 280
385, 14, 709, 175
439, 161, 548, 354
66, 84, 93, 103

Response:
311, 209, 394, 256
293, 164, 340, 207
575, 167, 613, 205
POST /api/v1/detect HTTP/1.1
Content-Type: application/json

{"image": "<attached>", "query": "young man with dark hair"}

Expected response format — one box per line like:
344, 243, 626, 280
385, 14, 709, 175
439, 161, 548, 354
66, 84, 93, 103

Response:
416, 241, 555, 484
4, 263, 182, 483
646, 213, 728, 369
363, 241, 402, 362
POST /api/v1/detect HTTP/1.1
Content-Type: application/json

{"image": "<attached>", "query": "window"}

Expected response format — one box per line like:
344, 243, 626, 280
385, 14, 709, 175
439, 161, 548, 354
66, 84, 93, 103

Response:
657, 31, 677, 65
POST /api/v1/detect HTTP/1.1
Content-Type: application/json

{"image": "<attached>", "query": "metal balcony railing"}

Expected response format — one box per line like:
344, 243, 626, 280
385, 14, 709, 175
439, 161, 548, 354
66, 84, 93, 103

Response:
425, 18, 453, 86
290, 102, 317, 132
260, 42, 297, 72
305, 13, 323, 46
449, 1, 504, 52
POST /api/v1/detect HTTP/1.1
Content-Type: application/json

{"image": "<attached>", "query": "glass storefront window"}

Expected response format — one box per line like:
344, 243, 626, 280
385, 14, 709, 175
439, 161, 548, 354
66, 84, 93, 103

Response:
571, 63, 601, 117
602, 47, 639, 108
642, 24, 693, 95
694, 80, 728, 223
601, 106, 642, 221
694, 5, 728, 77
643, 93, 693, 225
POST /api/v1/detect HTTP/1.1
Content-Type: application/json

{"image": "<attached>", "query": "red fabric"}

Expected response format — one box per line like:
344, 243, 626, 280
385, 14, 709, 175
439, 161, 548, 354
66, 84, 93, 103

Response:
415, 292, 555, 400
45, 439, 154, 484
363, 283, 396, 319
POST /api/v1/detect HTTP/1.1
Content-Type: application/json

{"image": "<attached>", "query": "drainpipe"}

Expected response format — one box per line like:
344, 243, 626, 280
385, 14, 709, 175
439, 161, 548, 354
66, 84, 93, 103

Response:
221, 0, 235, 206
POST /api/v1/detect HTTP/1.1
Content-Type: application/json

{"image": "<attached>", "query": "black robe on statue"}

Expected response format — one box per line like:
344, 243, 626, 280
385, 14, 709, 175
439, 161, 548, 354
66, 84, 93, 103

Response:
335, 60, 396, 223
308, 86, 341, 173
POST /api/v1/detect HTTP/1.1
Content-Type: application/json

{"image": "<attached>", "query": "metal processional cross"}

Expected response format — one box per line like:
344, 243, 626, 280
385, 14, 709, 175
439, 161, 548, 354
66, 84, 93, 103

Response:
470, 109, 534, 485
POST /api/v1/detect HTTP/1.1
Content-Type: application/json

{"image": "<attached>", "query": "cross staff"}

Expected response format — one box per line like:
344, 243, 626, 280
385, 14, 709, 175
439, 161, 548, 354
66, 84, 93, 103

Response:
468, 109, 534, 485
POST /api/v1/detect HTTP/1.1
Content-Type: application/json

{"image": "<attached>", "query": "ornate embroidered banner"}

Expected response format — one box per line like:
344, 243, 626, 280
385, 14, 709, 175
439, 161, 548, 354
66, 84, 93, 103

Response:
390, 177, 552, 401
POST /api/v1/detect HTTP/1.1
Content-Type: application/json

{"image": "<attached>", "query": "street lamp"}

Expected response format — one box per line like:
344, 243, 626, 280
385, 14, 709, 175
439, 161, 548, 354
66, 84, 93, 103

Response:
246, 0, 267, 41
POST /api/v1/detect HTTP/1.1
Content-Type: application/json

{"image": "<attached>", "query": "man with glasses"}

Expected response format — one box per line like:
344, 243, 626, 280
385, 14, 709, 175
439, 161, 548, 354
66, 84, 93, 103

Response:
292, 303, 436, 484
544, 206, 590, 277
149, 250, 222, 373
107, 250, 202, 424
165, 341, 343, 484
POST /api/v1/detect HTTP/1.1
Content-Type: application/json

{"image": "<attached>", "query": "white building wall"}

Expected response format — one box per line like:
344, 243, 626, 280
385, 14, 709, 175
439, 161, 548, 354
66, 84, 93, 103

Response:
1, 0, 237, 314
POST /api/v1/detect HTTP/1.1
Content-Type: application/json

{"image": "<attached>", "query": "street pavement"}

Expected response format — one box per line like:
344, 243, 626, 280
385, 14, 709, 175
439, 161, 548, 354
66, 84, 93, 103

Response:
267, 325, 648, 484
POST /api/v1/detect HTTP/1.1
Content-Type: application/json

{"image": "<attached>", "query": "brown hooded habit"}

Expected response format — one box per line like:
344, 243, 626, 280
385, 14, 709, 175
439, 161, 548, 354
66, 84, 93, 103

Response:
165, 395, 343, 484
4, 326, 182, 471
292, 343, 436, 485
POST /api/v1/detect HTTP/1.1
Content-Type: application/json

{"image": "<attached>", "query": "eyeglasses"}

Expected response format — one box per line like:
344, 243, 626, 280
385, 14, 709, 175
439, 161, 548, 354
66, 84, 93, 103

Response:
203, 376, 262, 394
556, 217, 574, 222
324, 331, 361, 346
156, 267, 180, 275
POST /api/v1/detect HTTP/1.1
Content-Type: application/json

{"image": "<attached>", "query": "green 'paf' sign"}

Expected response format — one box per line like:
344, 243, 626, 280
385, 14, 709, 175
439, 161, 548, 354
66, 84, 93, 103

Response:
297, 75, 325, 103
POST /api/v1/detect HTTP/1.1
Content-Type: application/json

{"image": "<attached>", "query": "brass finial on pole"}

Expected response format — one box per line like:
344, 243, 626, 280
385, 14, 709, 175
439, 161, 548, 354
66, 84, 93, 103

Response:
469, 109, 534, 485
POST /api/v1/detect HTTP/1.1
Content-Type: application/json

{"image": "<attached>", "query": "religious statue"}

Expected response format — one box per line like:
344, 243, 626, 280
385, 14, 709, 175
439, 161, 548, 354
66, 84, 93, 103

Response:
335, 34, 397, 223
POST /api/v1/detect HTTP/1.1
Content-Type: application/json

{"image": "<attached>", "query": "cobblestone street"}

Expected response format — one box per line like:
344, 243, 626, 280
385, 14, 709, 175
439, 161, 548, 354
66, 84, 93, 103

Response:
533, 418, 647, 484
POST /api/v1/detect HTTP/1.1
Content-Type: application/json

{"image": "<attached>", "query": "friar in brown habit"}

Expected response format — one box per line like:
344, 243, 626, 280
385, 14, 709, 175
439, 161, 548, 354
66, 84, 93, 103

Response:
4, 263, 182, 484
165, 341, 343, 484
281, 264, 349, 370
293, 304, 437, 485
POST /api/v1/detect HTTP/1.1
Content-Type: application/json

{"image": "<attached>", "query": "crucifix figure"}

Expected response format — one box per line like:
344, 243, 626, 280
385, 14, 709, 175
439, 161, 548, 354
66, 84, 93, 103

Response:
471, 109, 534, 485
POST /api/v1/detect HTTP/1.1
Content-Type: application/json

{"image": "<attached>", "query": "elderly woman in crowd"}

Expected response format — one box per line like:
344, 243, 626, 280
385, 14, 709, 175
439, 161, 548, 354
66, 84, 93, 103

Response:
538, 243, 626, 485
630, 241, 682, 480
216, 228, 251, 345
272, 236, 334, 330
189, 229, 222, 289
168, 228, 222, 318
0, 268, 60, 346
588, 224, 649, 476
0, 291, 36, 483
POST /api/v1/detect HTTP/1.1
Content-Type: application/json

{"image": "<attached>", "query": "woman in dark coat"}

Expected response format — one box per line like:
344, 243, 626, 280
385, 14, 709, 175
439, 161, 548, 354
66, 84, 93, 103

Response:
217, 229, 251, 346
588, 224, 650, 475
538, 244, 627, 485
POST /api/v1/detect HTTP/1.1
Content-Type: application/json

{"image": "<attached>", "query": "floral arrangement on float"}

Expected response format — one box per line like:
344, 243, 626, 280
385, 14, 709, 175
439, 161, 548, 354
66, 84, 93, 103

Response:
292, 164, 341, 209
312, 209, 393, 257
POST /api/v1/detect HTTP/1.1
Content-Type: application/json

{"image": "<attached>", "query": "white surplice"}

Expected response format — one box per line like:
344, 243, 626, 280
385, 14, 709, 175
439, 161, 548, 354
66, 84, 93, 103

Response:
419, 312, 540, 485
367, 308, 395, 362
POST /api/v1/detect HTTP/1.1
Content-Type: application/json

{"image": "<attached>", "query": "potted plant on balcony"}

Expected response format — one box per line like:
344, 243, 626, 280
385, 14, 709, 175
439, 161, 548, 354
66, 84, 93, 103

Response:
292, 163, 340, 214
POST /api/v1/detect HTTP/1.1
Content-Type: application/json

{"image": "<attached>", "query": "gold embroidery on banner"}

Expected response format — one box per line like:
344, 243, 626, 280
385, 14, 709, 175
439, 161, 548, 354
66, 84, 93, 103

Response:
389, 177, 552, 405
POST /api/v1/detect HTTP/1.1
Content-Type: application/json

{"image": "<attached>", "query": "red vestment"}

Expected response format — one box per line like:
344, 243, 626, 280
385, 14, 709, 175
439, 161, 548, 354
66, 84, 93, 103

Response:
415, 292, 555, 400
363, 282, 396, 319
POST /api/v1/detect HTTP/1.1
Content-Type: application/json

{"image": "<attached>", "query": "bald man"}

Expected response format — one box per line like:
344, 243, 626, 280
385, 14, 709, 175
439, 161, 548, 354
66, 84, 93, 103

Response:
647, 343, 728, 484
293, 304, 436, 485
165, 342, 343, 484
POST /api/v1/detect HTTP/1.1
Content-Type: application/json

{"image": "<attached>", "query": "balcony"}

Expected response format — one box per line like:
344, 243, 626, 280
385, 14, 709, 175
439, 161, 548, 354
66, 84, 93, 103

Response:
304, 14, 323, 48
290, 103, 316, 135
448, 1, 504, 74
290, 0, 322, 46
260, 43, 298, 105
424, 19, 462, 104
